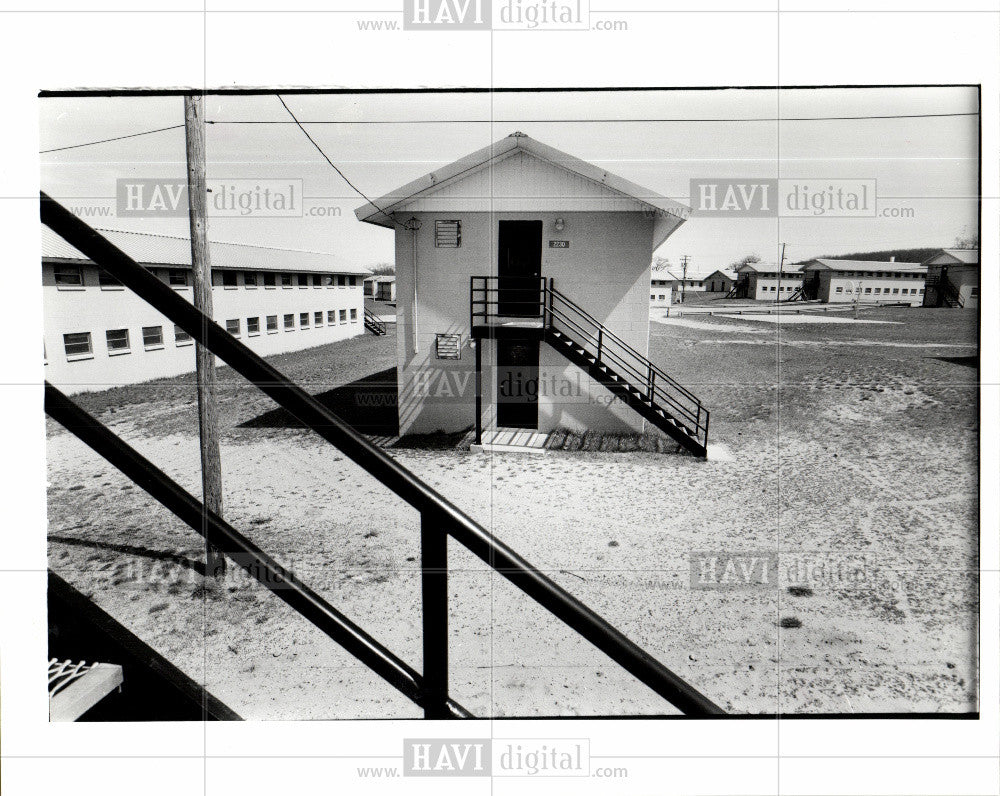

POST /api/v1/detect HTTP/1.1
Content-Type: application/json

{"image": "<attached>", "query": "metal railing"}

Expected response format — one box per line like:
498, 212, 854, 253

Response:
470, 276, 709, 448
364, 306, 387, 335
42, 193, 723, 717
942, 278, 965, 308
470, 275, 547, 324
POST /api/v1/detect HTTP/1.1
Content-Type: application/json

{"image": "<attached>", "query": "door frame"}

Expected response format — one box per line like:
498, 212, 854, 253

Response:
496, 219, 544, 318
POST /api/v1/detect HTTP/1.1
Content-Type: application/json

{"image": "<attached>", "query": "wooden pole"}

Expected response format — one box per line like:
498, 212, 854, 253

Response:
184, 93, 226, 579
778, 242, 786, 302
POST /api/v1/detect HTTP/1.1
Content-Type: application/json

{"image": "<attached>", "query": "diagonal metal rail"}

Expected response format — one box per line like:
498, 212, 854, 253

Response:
45, 382, 471, 719
42, 191, 724, 717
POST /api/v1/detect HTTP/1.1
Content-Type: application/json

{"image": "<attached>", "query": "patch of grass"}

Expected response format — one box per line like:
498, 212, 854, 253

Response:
787, 586, 814, 597
779, 616, 803, 629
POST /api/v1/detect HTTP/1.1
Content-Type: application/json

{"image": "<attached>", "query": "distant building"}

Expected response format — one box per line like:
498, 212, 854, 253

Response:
734, 262, 804, 300
703, 270, 736, 293
922, 249, 979, 309
674, 276, 706, 296
43, 227, 368, 394
364, 274, 397, 302
650, 271, 676, 308
800, 258, 926, 306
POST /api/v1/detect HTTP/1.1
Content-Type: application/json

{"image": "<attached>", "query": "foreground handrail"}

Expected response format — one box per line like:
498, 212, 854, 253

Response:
42, 193, 723, 716
44, 382, 471, 719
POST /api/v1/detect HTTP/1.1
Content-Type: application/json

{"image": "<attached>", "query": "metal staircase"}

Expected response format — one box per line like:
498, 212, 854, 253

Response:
364, 306, 387, 335
471, 277, 710, 458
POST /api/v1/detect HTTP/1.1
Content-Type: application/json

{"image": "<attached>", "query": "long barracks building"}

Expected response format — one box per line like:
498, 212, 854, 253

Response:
43, 227, 369, 394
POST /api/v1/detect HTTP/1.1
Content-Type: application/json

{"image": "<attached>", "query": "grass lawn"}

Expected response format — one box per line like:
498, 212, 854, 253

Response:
46, 308, 979, 717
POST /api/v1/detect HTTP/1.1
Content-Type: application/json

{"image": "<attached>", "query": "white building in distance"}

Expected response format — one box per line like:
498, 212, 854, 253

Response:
43, 227, 369, 394
734, 262, 805, 300
922, 249, 979, 309
800, 258, 927, 305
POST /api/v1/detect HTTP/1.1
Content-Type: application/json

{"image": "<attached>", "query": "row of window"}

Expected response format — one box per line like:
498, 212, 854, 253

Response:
761, 285, 798, 292
225, 308, 358, 337
59, 308, 359, 361
829, 270, 922, 279
834, 286, 924, 295
52, 265, 360, 290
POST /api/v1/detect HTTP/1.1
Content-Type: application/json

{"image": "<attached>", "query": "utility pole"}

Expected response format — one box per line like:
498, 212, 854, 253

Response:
680, 255, 690, 304
778, 242, 786, 303
184, 93, 226, 580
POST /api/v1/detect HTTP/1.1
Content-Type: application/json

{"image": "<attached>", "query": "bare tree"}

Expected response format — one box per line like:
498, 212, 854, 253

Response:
728, 254, 761, 274
953, 228, 979, 250
652, 255, 673, 273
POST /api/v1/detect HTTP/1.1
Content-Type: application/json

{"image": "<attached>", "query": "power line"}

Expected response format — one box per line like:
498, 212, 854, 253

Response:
39, 124, 185, 154
206, 111, 979, 125
38, 110, 978, 153
275, 94, 398, 224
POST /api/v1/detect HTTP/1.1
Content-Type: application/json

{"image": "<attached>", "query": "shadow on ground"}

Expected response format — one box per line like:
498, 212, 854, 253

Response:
929, 355, 978, 369
49, 535, 207, 576
239, 367, 399, 435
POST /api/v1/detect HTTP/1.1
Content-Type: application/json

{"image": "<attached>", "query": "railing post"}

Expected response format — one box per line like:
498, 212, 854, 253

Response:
421, 513, 449, 718
547, 278, 554, 329
474, 342, 482, 446
648, 367, 655, 398
597, 328, 603, 363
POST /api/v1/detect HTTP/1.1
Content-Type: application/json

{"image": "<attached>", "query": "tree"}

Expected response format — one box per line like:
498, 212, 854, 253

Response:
954, 228, 979, 250
369, 262, 395, 276
728, 254, 760, 274
651, 256, 673, 273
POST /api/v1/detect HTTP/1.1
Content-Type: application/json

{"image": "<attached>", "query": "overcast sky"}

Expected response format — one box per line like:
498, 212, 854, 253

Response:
39, 87, 979, 275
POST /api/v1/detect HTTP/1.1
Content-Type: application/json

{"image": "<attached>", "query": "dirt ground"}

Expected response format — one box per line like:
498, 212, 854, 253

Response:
46, 306, 979, 717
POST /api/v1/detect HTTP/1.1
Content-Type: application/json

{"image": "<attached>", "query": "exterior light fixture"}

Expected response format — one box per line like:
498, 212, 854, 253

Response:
403, 216, 422, 231
554, 218, 565, 232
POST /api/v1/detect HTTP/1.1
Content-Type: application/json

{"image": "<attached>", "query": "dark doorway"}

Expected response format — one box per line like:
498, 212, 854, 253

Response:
804, 272, 821, 300
497, 220, 543, 317
496, 337, 540, 430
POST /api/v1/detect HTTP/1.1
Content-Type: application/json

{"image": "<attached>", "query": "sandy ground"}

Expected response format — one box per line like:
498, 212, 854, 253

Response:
46, 307, 979, 717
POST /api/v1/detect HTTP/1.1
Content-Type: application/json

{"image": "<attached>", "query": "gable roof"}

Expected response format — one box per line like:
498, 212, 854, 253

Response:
355, 132, 690, 249
802, 258, 925, 274
737, 262, 804, 275
41, 226, 367, 275
922, 248, 979, 266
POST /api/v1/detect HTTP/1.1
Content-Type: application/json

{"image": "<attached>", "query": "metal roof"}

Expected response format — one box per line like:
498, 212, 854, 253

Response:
41, 226, 368, 275
802, 258, 926, 274
737, 262, 804, 275
355, 131, 690, 250
923, 248, 979, 266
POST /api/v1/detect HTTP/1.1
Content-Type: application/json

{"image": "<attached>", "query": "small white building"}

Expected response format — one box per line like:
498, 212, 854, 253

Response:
364, 275, 397, 302
43, 227, 368, 394
922, 249, 979, 308
672, 275, 708, 301
800, 259, 926, 306
650, 271, 676, 308
356, 132, 694, 441
734, 262, 804, 300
